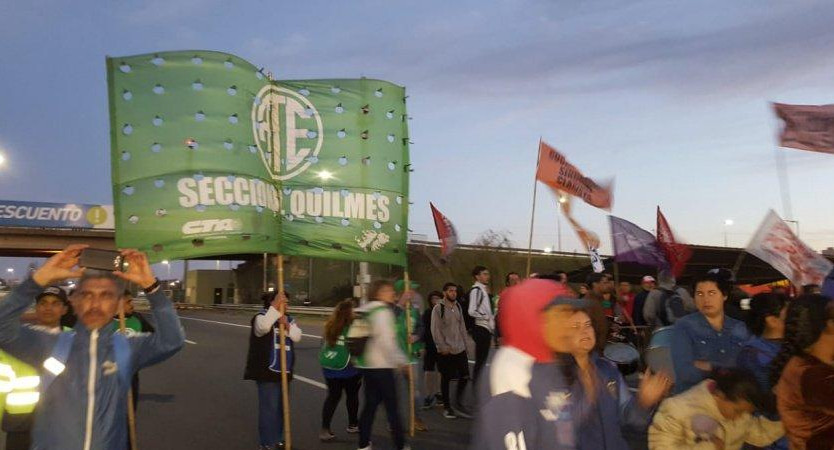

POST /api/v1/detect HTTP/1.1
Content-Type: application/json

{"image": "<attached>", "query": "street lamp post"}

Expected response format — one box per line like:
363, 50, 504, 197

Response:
723, 219, 734, 247
557, 195, 568, 252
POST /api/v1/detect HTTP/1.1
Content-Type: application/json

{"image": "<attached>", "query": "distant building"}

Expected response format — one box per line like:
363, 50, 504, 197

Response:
185, 270, 235, 305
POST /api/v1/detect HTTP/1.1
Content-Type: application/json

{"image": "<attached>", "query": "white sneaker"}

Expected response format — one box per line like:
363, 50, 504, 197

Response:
358, 444, 372, 450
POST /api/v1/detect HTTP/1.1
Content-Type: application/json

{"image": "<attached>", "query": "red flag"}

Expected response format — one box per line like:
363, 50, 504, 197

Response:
773, 103, 834, 154
430, 202, 458, 258
535, 141, 613, 210
656, 207, 692, 278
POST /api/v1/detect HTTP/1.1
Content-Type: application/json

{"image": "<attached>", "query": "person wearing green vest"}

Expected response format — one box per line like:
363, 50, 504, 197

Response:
1, 286, 69, 450
318, 300, 362, 442
394, 280, 427, 432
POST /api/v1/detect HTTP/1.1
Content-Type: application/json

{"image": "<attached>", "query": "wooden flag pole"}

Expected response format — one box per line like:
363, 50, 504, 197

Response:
118, 297, 138, 450
277, 254, 292, 450
404, 272, 416, 437
525, 139, 542, 277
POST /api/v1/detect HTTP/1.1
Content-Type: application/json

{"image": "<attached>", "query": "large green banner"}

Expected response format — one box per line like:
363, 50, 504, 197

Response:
107, 51, 410, 265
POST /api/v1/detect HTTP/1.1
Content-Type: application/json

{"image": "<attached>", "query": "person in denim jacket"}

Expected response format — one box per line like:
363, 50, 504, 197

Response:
671, 269, 750, 394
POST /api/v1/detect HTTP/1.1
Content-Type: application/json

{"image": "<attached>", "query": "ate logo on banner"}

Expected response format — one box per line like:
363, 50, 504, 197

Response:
252, 85, 324, 181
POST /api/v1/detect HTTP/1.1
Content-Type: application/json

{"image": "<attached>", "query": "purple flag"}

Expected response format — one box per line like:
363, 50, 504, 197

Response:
609, 216, 670, 269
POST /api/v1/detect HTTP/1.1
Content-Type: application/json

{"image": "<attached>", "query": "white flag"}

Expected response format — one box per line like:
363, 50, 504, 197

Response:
746, 210, 832, 286
589, 247, 605, 273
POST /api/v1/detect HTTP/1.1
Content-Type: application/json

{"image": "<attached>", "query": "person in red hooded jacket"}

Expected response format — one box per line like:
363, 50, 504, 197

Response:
470, 278, 589, 450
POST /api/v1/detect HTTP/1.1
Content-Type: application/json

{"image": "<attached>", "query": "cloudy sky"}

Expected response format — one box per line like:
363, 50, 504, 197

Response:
2, 0, 834, 276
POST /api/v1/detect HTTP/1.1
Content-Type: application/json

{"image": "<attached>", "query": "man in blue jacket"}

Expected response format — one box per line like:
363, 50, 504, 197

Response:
0, 245, 185, 449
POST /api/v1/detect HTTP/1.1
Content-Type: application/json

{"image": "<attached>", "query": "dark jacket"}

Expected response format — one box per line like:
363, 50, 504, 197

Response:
244, 310, 297, 382
421, 307, 436, 352
737, 337, 788, 450
576, 354, 653, 450
632, 290, 650, 327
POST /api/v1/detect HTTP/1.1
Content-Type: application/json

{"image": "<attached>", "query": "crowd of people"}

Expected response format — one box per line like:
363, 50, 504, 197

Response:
296, 263, 834, 450
0, 246, 832, 449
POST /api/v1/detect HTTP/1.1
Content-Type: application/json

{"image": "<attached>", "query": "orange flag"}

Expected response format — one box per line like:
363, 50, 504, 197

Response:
535, 141, 613, 210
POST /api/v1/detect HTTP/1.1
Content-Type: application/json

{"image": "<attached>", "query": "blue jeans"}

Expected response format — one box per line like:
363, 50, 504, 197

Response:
256, 381, 287, 446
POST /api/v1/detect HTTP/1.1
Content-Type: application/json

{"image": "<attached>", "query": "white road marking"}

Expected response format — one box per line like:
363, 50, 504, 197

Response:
179, 315, 484, 367
179, 316, 321, 339
179, 316, 248, 328
294, 375, 327, 390
185, 339, 197, 345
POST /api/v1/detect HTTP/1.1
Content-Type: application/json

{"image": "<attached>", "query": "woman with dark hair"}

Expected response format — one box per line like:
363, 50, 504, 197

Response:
771, 295, 834, 449
318, 300, 362, 441
670, 269, 750, 394
649, 368, 784, 449
569, 309, 670, 449
355, 280, 409, 450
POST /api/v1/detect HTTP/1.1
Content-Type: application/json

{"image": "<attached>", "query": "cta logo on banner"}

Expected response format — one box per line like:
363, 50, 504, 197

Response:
0, 200, 113, 229
746, 210, 832, 286
107, 51, 410, 265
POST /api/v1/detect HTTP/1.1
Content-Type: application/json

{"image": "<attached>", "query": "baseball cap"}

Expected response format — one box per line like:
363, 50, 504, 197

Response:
642, 276, 656, 283
36, 286, 69, 305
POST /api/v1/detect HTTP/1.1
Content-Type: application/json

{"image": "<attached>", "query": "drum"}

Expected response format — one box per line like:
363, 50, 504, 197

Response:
603, 342, 640, 376
645, 326, 676, 383
648, 326, 675, 348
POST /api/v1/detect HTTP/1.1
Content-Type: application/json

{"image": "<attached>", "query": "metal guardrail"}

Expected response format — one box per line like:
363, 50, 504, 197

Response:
173, 302, 335, 316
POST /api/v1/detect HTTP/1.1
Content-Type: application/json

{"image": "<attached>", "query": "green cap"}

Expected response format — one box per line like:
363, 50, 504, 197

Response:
394, 279, 420, 293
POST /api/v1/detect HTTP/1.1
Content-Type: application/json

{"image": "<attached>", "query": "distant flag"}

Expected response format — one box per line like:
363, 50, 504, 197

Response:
558, 193, 604, 272
609, 216, 669, 270
535, 141, 613, 210
773, 103, 834, 154
430, 202, 458, 258
656, 207, 692, 278
746, 210, 832, 286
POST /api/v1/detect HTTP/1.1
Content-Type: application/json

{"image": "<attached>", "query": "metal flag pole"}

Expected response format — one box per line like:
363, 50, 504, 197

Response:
525, 139, 542, 277
404, 271, 416, 437
277, 254, 292, 450
118, 296, 138, 449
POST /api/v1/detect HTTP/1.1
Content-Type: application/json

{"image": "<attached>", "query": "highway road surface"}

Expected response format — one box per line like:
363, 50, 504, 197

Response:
134, 309, 475, 450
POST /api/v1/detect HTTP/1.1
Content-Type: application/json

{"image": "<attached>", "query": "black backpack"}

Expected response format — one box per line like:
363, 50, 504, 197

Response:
656, 287, 689, 326
461, 287, 489, 334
